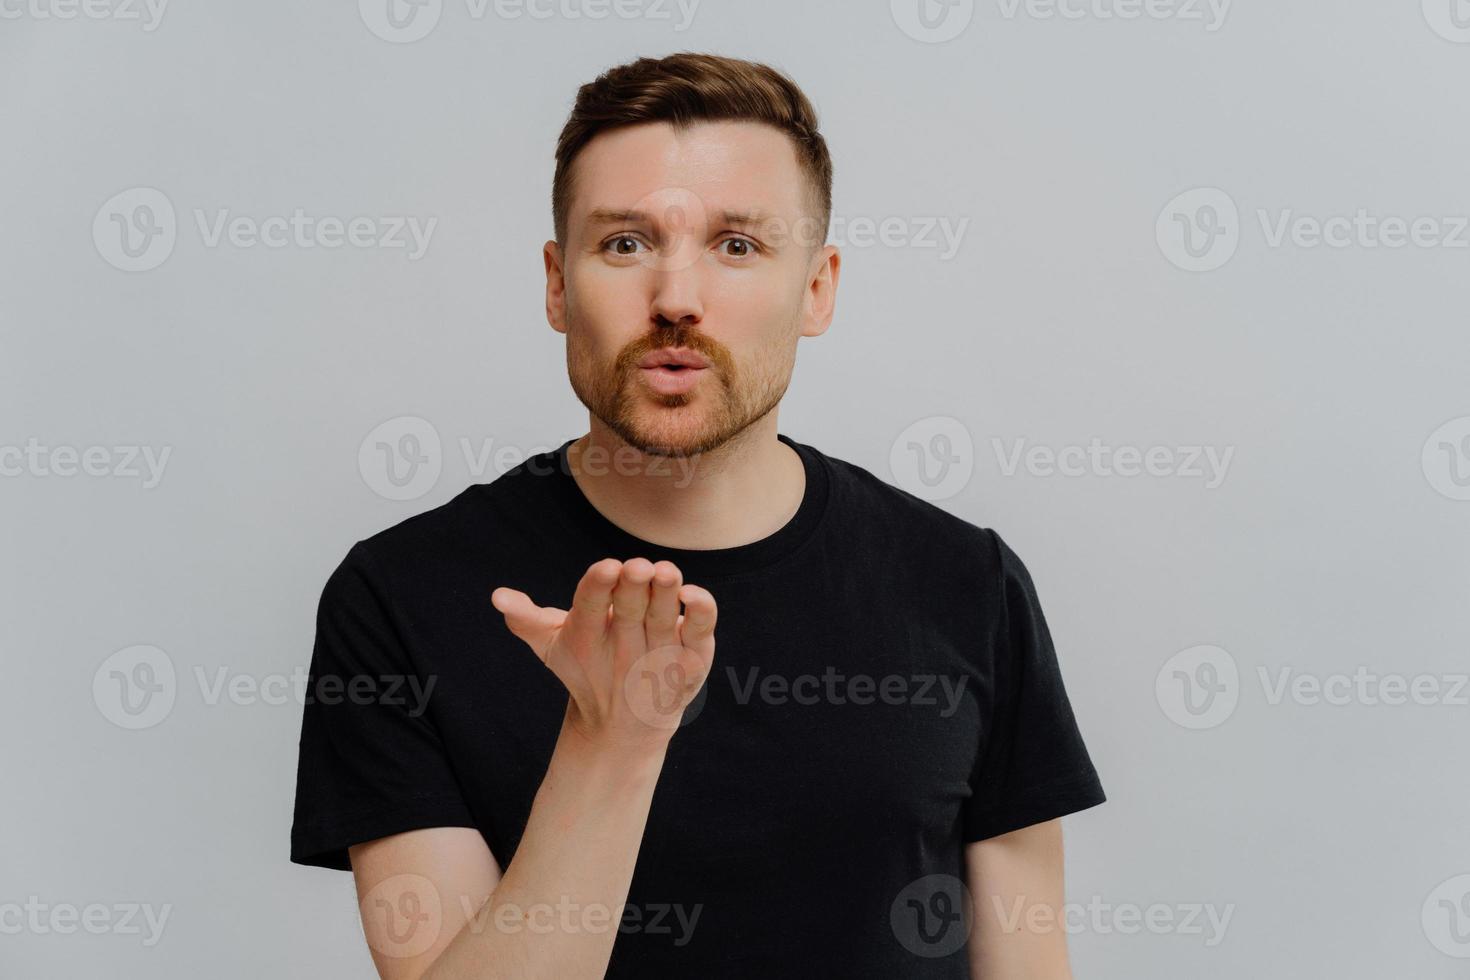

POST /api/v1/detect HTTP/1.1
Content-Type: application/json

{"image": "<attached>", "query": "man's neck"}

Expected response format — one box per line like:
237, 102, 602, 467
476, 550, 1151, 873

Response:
565, 419, 806, 552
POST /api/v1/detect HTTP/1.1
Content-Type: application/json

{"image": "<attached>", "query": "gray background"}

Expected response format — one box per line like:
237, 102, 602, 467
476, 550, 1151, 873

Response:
3, 0, 1468, 976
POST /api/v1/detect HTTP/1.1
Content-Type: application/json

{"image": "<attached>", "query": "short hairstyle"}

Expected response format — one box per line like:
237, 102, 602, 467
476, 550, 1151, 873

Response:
552, 52, 833, 251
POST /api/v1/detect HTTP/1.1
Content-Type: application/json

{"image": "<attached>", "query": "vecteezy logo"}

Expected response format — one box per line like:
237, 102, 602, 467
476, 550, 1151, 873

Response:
1422, 416, 1470, 501
889, 416, 974, 502
361, 874, 442, 958
1156, 644, 1239, 729
93, 645, 177, 729
359, 0, 442, 42
624, 646, 710, 730
1156, 187, 1240, 272
1423, 0, 1470, 42
93, 188, 177, 272
621, 185, 714, 275
891, 874, 972, 958
891, 0, 974, 42
1422, 874, 1470, 957
359, 416, 443, 501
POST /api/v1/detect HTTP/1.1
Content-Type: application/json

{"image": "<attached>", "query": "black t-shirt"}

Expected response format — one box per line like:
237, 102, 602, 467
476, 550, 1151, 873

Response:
290, 432, 1105, 977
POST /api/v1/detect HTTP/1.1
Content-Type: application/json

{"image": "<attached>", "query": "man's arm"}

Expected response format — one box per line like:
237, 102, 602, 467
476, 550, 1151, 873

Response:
349, 828, 502, 978
965, 818, 1074, 979
343, 556, 714, 980
348, 719, 667, 980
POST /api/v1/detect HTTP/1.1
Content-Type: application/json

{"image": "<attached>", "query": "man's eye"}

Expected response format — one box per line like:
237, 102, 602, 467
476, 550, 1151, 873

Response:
605, 236, 643, 255
721, 238, 757, 258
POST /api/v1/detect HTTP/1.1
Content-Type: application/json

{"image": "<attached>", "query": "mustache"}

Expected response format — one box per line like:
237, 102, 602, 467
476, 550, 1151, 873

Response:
617, 327, 726, 370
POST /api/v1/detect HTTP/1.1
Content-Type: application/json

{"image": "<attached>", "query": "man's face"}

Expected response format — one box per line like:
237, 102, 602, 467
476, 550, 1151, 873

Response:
547, 119, 837, 459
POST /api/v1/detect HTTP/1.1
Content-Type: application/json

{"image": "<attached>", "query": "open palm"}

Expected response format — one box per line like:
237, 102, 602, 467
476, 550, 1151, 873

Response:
491, 557, 717, 749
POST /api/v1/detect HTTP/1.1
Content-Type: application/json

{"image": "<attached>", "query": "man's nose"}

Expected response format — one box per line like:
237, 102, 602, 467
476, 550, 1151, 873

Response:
649, 263, 704, 328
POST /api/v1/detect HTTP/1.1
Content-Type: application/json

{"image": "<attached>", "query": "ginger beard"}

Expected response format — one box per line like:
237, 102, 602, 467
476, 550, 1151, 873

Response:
565, 315, 798, 460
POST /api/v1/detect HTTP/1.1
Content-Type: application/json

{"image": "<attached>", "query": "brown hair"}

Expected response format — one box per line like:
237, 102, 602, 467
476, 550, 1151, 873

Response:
552, 52, 833, 251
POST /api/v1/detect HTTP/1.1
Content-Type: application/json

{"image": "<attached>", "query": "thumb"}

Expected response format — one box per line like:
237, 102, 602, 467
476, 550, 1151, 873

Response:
491, 587, 567, 663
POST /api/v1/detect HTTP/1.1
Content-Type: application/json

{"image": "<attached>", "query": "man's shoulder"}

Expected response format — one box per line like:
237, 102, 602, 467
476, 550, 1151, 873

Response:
345, 448, 561, 574
812, 440, 1000, 562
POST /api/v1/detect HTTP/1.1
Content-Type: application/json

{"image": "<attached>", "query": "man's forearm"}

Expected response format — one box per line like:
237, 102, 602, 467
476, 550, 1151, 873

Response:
422, 716, 668, 980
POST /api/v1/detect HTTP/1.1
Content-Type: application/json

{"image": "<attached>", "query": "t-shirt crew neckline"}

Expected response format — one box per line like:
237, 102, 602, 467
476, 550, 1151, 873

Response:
543, 432, 831, 581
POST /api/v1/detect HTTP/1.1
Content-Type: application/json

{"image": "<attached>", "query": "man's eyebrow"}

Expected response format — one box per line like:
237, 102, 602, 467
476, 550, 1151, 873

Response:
716, 209, 774, 226
585, 208, 651, 226
583, 207, 778, 228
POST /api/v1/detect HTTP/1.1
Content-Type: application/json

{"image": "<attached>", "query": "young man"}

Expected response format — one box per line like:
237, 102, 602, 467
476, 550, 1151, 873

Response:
290, 52, 1105, 980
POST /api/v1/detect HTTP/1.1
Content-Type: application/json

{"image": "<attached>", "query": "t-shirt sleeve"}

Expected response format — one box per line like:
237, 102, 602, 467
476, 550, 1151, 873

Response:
290, 541, 477, 871
961, 529, 1106, 842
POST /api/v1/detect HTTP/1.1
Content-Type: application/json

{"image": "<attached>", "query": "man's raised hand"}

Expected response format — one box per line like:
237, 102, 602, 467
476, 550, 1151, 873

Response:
491, 558, 716, 751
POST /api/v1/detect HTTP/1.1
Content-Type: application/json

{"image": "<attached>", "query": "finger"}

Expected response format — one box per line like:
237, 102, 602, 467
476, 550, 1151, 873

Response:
676, 584, 717, 660
490, 587, 567, 664
644, 561, 683, 650
609, 558, 656, 650
560, 558, 623, 650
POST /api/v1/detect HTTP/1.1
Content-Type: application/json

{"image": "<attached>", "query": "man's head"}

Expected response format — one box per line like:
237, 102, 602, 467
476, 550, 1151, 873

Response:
545, 52, 840, 459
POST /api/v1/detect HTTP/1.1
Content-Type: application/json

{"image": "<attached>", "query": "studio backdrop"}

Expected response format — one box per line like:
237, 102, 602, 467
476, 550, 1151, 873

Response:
3, 1, 1468, 977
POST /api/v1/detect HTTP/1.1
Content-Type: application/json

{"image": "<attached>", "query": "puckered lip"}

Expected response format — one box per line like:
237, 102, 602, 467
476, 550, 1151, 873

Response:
637, 348, 710, 370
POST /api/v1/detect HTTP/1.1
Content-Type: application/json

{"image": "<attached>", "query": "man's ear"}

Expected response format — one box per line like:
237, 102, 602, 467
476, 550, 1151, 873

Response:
544, 239, 567, 335
800, 243, 840, 339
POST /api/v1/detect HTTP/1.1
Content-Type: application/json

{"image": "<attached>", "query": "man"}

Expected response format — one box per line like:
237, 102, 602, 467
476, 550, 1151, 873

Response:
290, 51, 1106, 979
